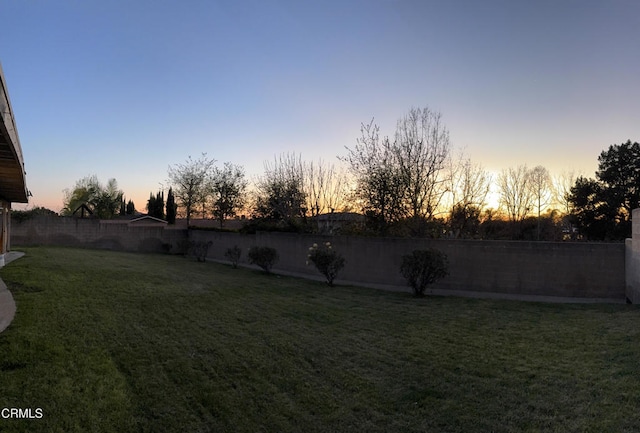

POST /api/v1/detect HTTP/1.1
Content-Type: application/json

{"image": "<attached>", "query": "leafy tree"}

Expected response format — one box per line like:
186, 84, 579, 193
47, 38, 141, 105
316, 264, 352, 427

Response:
568, 176, 612, 239
211, 162, 247, 227
166, 187, 177, 224
569, 140, 640, 240
95, 178, 124, 219
61, 176, 98, 216
343, 120, 406, 234
168, 154, 216, 227
62, 175, 124, 219
449, 203, 482, 238
596, 140, 640, 234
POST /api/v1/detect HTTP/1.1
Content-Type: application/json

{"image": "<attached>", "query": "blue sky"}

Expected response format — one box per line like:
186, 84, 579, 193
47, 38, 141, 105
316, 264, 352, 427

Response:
1, 0, 639, 212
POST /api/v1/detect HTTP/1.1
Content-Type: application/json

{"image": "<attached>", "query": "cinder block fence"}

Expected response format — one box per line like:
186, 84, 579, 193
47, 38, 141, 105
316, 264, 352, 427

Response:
190, 230, 625, 300
11, 214, 635, 302
625, 209, 640, 302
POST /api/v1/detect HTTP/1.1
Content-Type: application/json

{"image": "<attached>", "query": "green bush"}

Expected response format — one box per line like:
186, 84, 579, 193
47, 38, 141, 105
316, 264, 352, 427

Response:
400, 248, 449, 297
11, 206, 58, 223
248, 246, 279, 274
307, 242, 345, 286
224, 245, 242, 268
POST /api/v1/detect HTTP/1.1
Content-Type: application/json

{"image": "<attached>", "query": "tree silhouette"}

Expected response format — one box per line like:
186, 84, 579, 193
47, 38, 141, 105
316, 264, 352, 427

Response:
168, 154, 216, 227
569, 140, 640, 240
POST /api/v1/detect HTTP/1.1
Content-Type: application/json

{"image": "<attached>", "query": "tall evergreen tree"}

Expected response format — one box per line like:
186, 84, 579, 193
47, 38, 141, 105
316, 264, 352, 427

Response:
147, 192, 165, 219
166, 187, 177, 224
156, 191, 165, 219
147, 193, 156, 217
126, 200, 136, 215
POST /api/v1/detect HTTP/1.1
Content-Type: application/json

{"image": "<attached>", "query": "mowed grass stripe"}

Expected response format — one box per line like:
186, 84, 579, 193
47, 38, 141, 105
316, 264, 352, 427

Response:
0, 246, 639, 432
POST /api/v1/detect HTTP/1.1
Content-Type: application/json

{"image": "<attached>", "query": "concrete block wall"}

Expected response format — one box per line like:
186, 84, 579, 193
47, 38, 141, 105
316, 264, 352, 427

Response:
191, 230, 626, 299
11, 216, 187, 253
10, 216, 628, 300
625, 209, 640, 303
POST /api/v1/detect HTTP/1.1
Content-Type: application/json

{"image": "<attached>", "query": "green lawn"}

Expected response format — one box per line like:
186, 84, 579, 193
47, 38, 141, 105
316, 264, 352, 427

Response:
0, 247, 639, 432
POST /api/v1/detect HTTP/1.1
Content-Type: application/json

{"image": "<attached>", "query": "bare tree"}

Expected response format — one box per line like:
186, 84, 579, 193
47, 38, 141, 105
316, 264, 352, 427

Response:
211, 162, 248, 228
253, 153, 307, 224
168, 153, 216, 227
551, 169, 581, 238
497, 165, 534, 223
394, 107, 451, 220
449, 158, 492, 212
528, 165, 553, 240
448, 158, 492, 238
342, 107, 452, 235
303, 159, 349, 217
553, 170, 579, 215
529, 166, 552, 216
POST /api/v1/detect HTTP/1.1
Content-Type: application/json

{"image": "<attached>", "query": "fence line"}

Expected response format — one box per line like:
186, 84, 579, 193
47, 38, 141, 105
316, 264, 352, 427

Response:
11, 215, 628, 301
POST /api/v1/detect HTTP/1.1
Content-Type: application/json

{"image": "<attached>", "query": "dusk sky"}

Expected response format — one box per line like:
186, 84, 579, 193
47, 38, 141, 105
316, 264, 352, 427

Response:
1, 0, 638, 212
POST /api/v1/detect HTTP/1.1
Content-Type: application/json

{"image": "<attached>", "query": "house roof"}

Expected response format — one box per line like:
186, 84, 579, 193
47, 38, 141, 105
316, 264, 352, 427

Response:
99, 214, 168, 225
0, 63, 28, 203
315, 212, 364, 222
72, 203, 94, 218
129, 215, 167, 225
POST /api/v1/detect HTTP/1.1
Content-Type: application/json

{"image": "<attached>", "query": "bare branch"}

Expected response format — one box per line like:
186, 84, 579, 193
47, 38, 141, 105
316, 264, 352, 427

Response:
497, 165, 534, 223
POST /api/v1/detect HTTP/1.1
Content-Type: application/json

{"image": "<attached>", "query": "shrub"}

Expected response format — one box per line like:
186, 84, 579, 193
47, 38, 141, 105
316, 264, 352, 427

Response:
248, 246, 279, 274
306, 242, 345, 286
400, 248, 449, 297
11, 206, 58, 223
224, 245, 242, 268
189, 240, 213, 262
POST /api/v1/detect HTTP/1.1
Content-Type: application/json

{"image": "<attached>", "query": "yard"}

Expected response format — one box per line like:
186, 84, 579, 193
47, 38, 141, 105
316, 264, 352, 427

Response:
0, 247, 639, 432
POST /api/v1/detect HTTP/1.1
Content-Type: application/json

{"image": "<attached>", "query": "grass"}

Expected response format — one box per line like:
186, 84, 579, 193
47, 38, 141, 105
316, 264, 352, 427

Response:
0, 247, 640, 432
